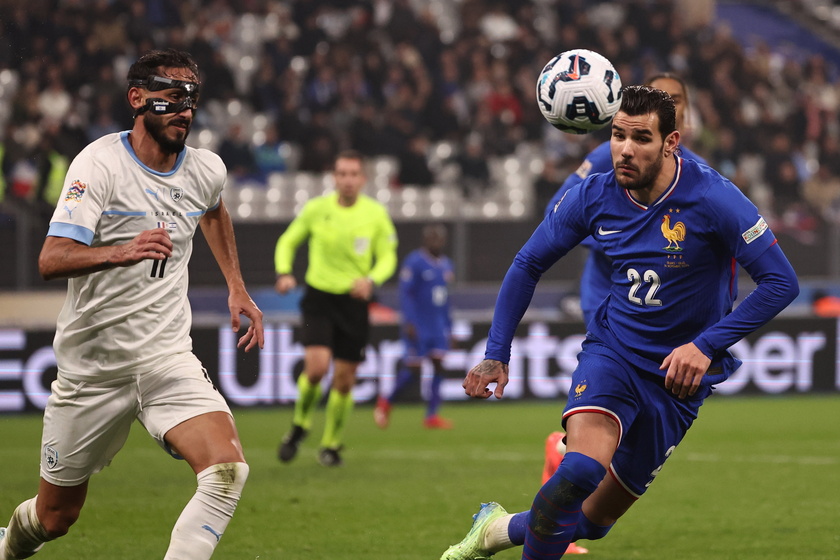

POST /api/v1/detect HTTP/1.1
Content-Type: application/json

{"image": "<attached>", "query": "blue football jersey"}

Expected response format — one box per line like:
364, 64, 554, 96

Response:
489, 156, 788, 385
399, 249, 454, 335
545, 142, 708, 217
545, 141, 709, 321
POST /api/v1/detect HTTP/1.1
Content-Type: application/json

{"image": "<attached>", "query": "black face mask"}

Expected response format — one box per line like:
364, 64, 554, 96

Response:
129, 75, 201, 117
140, 96, 198, 116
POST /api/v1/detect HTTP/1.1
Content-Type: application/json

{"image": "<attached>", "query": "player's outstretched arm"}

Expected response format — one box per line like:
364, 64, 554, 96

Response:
227, 290, 264, 352
200, 201, 264, 352
39, 228, 172, 280
463, 359, 509, 400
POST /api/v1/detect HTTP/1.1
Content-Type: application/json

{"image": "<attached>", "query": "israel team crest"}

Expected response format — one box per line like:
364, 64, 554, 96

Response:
44, 445, 59, 470
170, 187, 184, 202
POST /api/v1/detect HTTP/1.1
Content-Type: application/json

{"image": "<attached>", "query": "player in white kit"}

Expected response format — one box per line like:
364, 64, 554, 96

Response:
0, 49, 264, 560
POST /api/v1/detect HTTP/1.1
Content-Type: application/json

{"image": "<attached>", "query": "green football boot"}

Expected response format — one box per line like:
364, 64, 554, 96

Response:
440, 502, 508, 560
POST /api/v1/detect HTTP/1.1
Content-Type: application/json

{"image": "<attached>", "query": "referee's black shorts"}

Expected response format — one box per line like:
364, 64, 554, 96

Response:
299, 284, 369, 362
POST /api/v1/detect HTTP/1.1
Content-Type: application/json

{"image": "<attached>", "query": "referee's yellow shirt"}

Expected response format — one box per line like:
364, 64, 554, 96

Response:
275, 191, 398, 294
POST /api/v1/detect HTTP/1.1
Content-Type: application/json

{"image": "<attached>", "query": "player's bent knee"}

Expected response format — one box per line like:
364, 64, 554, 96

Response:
530, 453, 607, 536
573, 514, 613, 541
39, 506, 81, 538
306, 370, 328, 383
197, 462, 249, 514
548, 452, 607, 500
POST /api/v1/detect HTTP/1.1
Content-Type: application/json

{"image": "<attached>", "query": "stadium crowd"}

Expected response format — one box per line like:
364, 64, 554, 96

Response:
0, 0, 838, 238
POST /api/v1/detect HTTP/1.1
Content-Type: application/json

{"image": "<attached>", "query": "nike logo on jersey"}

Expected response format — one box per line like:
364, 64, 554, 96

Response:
598, 226, 622, 235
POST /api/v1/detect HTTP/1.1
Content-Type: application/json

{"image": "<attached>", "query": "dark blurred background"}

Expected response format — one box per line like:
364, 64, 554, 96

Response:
1, 0, 839, 319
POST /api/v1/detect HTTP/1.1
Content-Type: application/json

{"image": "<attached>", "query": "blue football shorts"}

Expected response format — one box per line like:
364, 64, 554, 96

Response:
402, 330, 449, 365
562, 338, 713, 498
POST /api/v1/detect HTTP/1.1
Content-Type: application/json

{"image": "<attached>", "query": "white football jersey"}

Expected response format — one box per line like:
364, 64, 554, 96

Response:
47, 131, 226, 379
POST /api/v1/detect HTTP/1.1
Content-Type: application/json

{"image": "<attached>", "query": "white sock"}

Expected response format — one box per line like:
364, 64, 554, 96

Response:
2, 497, 49, 559
164, 462, 249, 560
484, 514, 515, 552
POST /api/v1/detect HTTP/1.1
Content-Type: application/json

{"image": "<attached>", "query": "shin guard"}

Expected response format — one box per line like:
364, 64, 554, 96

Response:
523, 452, 605, 559
165, 462, 249, 560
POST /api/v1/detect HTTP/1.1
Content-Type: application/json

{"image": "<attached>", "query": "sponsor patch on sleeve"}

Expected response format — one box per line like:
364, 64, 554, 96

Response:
574, 159, 593, 179
742, 216, 768, 244
64, 179, 88, 202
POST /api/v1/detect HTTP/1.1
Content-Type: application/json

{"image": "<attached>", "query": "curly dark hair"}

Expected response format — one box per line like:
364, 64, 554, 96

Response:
126, 49, 200, 88
618, 85, 676, 139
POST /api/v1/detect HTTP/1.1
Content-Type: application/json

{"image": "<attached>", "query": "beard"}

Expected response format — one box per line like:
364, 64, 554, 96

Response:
143, 114, 190, 154
614, 152, 664, 192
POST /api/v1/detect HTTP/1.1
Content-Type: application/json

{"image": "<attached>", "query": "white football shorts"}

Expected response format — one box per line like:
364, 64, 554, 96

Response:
40, 352, 232, 486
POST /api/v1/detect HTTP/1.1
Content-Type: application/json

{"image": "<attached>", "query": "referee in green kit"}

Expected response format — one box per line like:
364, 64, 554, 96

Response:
274, 150, 398, 466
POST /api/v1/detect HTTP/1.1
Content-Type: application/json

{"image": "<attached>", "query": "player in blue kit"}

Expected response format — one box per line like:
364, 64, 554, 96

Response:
540, 78, 708, 537
440, 85, 799, 560
545, 73, 705, 325
375, 224, 455, 429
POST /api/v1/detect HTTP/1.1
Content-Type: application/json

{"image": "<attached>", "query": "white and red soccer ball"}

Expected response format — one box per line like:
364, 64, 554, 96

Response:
536, 48, 623, 134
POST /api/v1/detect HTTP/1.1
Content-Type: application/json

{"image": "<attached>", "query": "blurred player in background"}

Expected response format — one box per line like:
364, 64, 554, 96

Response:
0, 49, 264, 560
275, 150, 398, 467
541, 73, 708, 504
440, 86, 798, 560
375, 223, 455, 430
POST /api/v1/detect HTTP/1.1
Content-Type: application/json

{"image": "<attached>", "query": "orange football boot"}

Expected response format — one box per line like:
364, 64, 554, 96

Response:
423, 415, 453, 429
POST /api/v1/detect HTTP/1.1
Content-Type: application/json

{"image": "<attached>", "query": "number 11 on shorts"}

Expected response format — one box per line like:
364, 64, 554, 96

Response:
151, 257, 168, 278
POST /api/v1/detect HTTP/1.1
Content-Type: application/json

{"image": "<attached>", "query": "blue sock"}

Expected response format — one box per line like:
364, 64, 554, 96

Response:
388, 365, 415, 402
508, 511, 528, 545
573, 514, 613, 541
510, 509, 612, 547
522, 452, 605, 560
426, 373, 443, 417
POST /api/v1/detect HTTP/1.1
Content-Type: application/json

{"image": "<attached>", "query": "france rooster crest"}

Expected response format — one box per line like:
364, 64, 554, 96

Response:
661, 209, 686, 252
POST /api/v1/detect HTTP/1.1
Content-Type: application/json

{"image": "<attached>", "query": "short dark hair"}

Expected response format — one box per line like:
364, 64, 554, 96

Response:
422, 223, 447, 240
618, 85, 676, 139
127, 49, 200, 89
645, 72, 689, 97
335, 149, 365, 166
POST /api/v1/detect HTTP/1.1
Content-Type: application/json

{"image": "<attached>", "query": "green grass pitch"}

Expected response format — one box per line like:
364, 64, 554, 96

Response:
1, 394, 838, 559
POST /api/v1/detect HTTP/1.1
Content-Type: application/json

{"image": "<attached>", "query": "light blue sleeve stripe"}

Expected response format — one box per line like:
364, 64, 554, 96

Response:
187, 210, 207, 217
102, 210, 147, 216
47, 222, 95, 246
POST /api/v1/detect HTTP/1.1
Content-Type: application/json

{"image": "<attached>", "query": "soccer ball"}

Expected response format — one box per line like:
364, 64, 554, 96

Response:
536, 49, 623, 134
